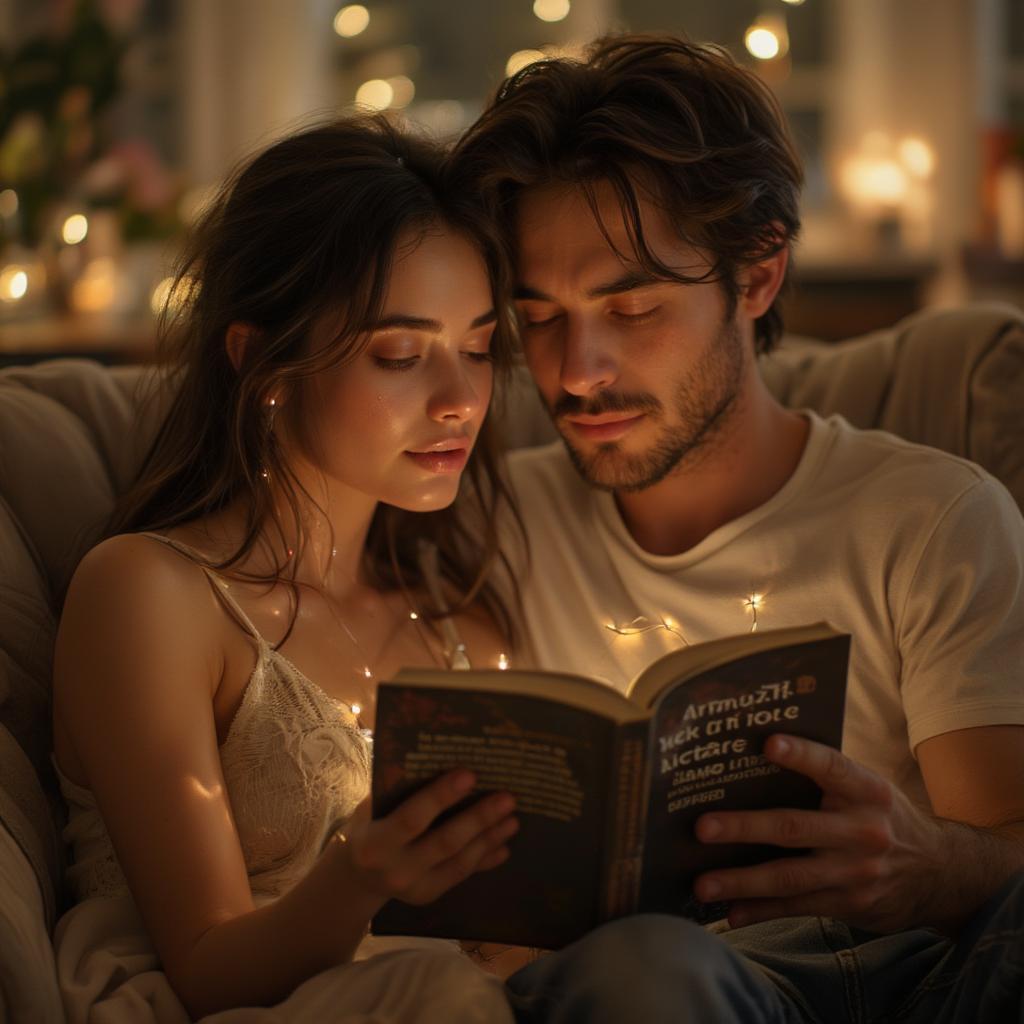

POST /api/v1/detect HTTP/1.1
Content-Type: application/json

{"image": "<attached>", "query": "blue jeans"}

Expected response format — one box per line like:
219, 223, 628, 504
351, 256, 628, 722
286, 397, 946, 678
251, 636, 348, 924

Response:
505, 874, 1024, 1023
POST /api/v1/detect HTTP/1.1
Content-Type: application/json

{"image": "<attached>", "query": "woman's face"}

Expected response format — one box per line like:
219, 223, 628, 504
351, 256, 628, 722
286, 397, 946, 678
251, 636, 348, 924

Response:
289, 227, 496, 513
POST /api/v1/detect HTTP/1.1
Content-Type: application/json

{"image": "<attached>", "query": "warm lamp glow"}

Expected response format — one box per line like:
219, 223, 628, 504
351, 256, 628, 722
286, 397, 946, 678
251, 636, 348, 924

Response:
745, 26, 780, 60
334, 4, 369, 37
0, 266, 28, 302
533, 0, 570, 22
356, 78, 394, 110
62, 213, 89, 245
150, 275, 195, 317
506, 49, 546, 76
387, 75, 415, 109
70, 258, 118, 313
898, 136, 935, 178
498, 653, 510, 670
843, 157, 909, 207
0, 189, 17, 218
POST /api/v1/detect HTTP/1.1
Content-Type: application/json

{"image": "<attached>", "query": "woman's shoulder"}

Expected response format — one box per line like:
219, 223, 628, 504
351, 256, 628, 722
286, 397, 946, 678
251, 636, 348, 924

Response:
65, 531, 222, 640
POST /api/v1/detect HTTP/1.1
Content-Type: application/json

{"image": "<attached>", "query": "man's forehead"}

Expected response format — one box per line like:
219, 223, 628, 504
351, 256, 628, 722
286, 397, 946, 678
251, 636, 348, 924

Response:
516, 179, 634, 241
514, 179, 705, 290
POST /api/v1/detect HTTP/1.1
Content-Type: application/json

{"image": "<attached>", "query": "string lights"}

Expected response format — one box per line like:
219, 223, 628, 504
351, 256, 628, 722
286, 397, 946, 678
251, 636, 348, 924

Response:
606, 593, 764, 647
604, 615, 691, 646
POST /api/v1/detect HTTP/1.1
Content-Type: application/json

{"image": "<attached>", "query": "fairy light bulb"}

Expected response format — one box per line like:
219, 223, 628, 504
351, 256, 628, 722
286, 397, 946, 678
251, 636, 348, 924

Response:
498, 653, 509, 670
744, 593, 762, 631
350, 703, 362, 716
363, 666, 372, 679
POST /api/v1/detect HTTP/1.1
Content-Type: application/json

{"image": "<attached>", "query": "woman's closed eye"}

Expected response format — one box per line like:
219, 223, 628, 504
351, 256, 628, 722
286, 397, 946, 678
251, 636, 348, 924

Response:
371, 346, 493, 371
373, 354, 419, 371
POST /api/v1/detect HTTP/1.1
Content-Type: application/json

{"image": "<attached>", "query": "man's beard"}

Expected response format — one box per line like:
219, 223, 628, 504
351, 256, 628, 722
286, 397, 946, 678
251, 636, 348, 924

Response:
550, 314, 746, 492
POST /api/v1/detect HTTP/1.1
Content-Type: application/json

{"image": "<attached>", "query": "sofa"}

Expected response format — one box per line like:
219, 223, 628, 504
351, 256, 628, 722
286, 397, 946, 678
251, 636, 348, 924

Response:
1, 302, 1022, 1021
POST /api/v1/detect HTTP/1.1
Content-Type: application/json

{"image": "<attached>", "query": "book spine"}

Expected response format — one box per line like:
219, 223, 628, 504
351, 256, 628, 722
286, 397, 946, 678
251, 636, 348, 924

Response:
599, 720, 650, 921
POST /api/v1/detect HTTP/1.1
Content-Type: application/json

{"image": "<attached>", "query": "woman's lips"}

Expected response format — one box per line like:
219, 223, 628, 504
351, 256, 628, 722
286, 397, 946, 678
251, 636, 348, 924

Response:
404, 445, 470, 473
563, 413, 646, 443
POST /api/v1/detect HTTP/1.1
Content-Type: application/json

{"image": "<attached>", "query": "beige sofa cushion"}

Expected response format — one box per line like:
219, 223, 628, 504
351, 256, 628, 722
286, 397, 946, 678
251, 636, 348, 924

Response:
761, 303, 1024, 511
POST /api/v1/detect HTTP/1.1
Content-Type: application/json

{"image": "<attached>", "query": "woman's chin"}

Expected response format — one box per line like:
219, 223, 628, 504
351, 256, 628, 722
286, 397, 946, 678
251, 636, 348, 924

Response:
387, 481, 462, 513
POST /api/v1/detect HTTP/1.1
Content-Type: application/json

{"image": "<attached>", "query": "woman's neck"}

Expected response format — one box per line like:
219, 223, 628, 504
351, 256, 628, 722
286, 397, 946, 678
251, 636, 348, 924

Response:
190, 478, 379, 604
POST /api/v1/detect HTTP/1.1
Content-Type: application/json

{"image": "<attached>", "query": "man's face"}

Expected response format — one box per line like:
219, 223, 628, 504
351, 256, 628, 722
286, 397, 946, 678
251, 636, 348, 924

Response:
514, 180, 749, 492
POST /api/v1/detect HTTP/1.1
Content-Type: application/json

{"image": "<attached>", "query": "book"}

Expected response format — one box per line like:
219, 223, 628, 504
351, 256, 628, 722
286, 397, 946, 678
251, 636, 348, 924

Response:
370, 621, 849, 950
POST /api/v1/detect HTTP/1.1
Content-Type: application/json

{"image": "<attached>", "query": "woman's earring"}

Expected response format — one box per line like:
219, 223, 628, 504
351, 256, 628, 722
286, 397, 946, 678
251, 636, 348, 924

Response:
266, 396, 278, 432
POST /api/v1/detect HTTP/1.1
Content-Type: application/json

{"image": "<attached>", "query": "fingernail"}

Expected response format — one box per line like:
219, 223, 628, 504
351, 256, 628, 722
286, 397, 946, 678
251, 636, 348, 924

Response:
700, 816, 722, 839
771, 737, 791, 757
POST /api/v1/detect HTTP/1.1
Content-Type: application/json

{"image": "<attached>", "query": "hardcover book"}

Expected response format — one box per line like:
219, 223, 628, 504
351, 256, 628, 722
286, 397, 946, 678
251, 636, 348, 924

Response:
371, 621, 849, 949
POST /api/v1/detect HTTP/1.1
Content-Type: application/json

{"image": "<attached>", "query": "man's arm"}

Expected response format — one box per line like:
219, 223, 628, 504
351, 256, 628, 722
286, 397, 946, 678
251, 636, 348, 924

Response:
691, 725, 1024, 935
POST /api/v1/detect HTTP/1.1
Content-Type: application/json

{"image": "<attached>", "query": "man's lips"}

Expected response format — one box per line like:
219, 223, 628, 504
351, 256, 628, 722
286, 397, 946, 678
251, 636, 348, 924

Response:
404, 438, 470, 474
561, 412, 646, 442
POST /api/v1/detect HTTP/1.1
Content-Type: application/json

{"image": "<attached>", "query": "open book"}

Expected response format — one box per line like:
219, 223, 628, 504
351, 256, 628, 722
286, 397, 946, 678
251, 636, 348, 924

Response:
371, 621, 849, 950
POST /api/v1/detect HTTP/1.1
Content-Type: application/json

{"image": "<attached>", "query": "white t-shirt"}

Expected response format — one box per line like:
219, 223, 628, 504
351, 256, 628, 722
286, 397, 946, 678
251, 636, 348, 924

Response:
506, 411, 1024, 811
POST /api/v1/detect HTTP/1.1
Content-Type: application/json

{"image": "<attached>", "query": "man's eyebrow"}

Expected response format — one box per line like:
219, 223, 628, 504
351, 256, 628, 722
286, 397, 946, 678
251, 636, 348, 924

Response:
513, 271, 664, 303
368, 310, 496, 332
586, 270, 664, 299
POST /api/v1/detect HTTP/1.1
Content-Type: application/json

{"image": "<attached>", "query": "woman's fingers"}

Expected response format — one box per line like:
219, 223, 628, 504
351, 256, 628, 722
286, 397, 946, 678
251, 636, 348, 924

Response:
350, 771, 518, 903
375, 769, 478, 849
413, 791, 517, 871
406, 815, 520, 904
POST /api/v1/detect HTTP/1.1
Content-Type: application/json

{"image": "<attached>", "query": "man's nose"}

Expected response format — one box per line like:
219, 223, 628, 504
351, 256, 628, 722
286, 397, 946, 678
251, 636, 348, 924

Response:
559, 319, 620, 397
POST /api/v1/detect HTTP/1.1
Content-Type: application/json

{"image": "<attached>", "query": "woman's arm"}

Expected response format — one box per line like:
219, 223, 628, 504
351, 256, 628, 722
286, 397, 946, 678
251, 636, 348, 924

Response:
54, 536, 516, 1018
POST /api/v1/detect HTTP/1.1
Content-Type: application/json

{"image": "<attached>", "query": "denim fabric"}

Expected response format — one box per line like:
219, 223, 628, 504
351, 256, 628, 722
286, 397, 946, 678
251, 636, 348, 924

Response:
505, 874, 1024, 1024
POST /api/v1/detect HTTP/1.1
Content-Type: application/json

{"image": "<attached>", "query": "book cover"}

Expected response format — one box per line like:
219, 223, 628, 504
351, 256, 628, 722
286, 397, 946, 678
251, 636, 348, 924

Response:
371, 624, 849, 949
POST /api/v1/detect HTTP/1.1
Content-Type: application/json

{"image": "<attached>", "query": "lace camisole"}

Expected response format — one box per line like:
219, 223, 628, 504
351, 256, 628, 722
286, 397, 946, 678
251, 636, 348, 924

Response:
56, 532, 468, 908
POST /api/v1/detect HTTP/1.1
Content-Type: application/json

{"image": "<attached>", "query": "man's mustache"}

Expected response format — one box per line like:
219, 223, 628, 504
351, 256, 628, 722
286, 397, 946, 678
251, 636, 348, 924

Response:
551, 391, 662, 419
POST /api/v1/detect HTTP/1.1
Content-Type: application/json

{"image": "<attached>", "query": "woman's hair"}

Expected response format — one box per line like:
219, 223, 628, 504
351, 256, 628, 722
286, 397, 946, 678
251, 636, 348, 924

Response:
450, 33, 804, 353
110, 114, 522, 643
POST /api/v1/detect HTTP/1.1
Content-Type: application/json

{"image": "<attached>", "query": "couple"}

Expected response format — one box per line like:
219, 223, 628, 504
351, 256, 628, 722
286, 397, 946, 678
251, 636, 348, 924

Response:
51, 34, 1024, 1024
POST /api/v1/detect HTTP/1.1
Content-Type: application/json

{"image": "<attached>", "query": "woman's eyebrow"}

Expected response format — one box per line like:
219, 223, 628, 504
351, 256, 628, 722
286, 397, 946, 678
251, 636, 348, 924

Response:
368, 310, 496, 332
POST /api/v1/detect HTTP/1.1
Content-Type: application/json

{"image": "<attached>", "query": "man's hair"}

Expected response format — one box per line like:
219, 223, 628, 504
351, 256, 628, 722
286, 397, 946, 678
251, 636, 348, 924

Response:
451, 33, 804, 353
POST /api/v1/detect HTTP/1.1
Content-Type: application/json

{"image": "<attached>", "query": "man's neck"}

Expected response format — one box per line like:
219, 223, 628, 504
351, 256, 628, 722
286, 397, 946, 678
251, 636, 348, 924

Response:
613, 386, 810, 557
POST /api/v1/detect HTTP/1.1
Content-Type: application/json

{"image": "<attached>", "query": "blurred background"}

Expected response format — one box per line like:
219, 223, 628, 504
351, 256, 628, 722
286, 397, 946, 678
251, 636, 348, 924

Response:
1, 0, 1022, 365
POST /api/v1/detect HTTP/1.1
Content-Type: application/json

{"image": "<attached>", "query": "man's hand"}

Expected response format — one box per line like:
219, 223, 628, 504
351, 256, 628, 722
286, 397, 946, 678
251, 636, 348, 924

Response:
692, 734, 945, 933
340, 770, 519, 914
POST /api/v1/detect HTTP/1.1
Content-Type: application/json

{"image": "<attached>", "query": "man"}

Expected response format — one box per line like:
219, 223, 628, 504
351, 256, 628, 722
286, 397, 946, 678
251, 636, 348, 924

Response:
451, 34, 1024, 1023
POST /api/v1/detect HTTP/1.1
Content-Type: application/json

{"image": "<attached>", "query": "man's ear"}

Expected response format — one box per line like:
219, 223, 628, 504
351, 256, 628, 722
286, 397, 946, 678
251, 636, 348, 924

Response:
737, 245, 789, 320
225, 322, 260, 372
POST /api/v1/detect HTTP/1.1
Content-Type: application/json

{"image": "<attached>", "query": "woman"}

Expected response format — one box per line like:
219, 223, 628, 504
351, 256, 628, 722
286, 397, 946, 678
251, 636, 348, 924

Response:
51, 116, 523, 1022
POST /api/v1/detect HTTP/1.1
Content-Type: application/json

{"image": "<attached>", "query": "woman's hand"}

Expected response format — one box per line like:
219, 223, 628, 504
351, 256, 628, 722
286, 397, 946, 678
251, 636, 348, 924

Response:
340, 769, 518, 914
